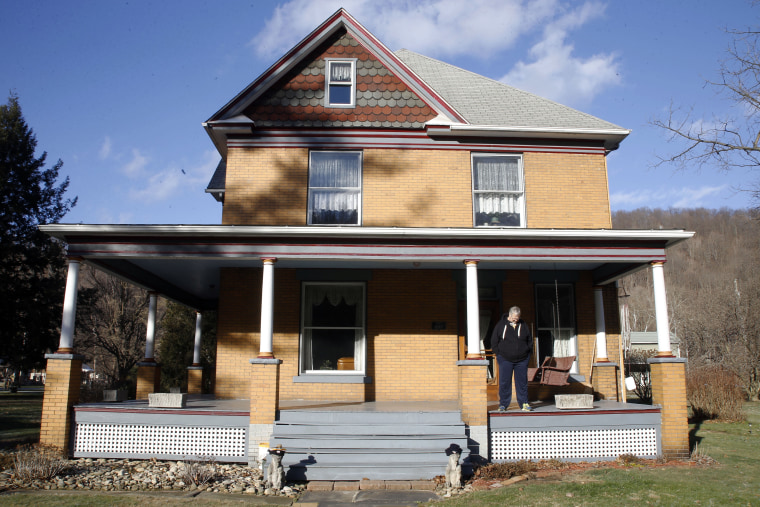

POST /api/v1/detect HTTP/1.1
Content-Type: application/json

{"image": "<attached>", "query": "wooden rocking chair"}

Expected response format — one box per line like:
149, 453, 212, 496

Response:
533, 356, 576, 386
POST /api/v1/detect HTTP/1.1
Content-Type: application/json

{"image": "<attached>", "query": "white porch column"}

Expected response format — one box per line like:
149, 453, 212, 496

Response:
464, 260, 481, 359
594, 286, 609, 361
651, 261, 673, 356
57, 258, 81, 353
192, 311, 203, 366
144, 292, 158, 361
259, 258, 277, 358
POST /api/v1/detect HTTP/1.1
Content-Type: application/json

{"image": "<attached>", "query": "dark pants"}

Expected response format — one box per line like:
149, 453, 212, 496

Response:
496, 355, 530, 408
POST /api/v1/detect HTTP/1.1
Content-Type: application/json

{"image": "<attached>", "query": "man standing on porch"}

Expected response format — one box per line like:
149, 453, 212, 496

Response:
491, 306, 534, 412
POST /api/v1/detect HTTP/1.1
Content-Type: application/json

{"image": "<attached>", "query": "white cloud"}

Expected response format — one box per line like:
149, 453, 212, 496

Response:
672, 185, 728, 208
121, 149, 149, 178
500, 1, 620, 107
129, 150, 219, 203
610, 185, 729, 209
252, 0, 560, 60
99, 136, 112, 160
252, 1, 617, 106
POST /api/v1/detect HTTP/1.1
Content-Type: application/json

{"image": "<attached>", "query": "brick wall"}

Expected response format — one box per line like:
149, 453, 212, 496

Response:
215, 268, 260, 398
368, 270, 459, 401
222, 148, 309, 225
363, 149, 472, 227
221, 147, 611, 229
524, 152, 611, 229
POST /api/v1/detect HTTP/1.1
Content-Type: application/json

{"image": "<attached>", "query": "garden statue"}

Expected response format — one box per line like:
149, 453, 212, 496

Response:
444, 443, 462, 491
266, 445, 286, 491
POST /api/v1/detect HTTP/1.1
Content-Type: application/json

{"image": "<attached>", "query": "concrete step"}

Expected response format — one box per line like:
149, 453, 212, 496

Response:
269, 409, 470, 481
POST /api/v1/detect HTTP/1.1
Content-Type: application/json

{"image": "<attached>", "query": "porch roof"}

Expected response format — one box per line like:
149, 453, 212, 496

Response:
41, 224, 693, 311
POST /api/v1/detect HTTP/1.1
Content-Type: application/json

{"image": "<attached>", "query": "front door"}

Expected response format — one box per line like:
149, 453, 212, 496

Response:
458, 300, 501, 401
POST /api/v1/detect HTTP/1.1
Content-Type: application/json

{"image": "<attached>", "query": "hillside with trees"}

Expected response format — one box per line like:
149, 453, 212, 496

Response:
613, 208, 760, 401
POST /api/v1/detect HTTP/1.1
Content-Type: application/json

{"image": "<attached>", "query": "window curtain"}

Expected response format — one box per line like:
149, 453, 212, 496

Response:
309, 152, 360, 224
303, 285, 363, 325
330, 62, 352, 82
473, 157, 521, 224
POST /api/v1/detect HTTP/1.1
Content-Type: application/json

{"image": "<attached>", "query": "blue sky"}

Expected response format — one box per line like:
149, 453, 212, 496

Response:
2, 0, 758, 225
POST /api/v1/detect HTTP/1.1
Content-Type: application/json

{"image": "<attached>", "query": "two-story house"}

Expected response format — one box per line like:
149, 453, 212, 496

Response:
40, 9, 693, 480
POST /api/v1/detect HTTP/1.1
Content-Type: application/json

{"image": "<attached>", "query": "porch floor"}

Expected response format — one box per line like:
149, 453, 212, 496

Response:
76, 397, 656, 415
488, 399, 661, 415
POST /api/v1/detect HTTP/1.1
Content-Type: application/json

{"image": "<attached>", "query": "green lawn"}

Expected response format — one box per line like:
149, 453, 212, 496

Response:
430, 402, 760, 506
0, 391, 43, 448
1, 396, 758, 506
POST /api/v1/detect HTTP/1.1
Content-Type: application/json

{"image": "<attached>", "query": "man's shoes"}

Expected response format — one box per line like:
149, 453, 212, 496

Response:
521, 403, 534, 412
498, 405, 507, 412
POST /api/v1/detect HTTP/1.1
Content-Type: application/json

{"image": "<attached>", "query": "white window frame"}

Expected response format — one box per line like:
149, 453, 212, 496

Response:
299, 282, 366, 375
535, 282, 578, 373
471, 153, 525, 228
325, 58, 357, 108
307, 150, 362, 226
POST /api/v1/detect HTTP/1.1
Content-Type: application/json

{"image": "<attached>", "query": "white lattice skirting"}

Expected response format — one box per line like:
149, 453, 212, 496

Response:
491, 428, 658, 461
74, 423, 247, 459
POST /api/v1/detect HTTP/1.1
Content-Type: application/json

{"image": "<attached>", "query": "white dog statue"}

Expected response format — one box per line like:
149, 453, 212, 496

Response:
444, 444, 462, 491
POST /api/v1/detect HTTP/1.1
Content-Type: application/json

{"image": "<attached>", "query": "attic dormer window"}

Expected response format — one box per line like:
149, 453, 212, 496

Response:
326, 59, 356, 107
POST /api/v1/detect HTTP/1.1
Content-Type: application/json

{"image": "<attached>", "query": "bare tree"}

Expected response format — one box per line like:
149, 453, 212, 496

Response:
75, 265, 153, 389
614, 208, 760, 400
652, 20, 760, 204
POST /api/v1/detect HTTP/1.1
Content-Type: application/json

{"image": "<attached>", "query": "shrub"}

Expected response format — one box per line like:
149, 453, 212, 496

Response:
472, 460, 536, 480
13, 444, 68, 481
686, 365, 745, 422
180, 456, 217, 487
624, 348, 656, 403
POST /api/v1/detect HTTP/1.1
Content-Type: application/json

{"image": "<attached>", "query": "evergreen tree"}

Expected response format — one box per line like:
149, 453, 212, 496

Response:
0, 94, 76, 382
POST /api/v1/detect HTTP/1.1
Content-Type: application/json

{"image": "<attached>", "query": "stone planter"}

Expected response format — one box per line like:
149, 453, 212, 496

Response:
148, 392, 187, 408
554, 394, 593, 409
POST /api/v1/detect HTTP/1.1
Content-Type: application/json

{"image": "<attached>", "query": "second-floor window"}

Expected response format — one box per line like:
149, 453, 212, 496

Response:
308, 151, 362, 225
472, 154, 525, 227
326, 59, 356, 107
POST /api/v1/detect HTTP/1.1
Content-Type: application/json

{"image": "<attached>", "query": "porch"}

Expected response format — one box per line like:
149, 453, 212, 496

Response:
70, 397, 662, 474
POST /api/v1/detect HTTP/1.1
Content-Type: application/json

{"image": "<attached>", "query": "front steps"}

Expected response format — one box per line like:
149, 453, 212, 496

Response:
269, 408, 470, 481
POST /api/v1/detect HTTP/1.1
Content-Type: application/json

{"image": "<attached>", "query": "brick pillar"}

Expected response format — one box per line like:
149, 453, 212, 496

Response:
187, 366, 203, 394
248, 358, 281, 465
136, 362, 161, 399
592, 362, 620, 401
648, 357, 689, 459
40, 354, 83, 454
458, 359, 489, 460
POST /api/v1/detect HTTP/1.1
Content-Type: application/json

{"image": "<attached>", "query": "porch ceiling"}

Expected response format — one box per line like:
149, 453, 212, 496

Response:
41, 224, 694, 311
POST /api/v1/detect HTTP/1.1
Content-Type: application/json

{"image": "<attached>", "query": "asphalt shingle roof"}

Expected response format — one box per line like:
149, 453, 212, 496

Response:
394, 49, 626, 132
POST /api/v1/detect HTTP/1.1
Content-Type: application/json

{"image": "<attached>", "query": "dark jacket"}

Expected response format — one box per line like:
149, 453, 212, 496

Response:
490, 314, 532, 362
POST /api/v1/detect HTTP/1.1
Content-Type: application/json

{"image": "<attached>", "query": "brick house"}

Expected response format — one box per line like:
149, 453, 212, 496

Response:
40, 9, 692, 479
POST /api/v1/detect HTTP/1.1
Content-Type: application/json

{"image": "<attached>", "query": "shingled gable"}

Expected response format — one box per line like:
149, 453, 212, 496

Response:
203, 9, 463, 140
244, 29, 437, 129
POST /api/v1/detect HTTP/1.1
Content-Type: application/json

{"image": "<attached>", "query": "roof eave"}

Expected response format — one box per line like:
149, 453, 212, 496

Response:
40, 224, 694, 248
430, 124, 631, 152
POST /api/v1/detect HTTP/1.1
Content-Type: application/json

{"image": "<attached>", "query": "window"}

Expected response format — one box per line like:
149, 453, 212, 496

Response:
535, 283, 578, 373
300, 283, 365, 373
308, 151, 362, 225
472, 154, 525, 227
325, 59, 356, 107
